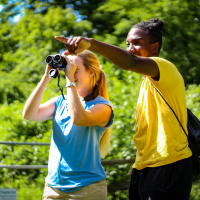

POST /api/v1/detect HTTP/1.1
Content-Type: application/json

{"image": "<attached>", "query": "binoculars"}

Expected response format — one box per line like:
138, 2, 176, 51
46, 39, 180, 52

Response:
45, 54, 67, 78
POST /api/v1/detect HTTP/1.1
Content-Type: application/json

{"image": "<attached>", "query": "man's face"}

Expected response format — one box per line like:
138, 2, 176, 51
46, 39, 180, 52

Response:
126, 28, 157, 57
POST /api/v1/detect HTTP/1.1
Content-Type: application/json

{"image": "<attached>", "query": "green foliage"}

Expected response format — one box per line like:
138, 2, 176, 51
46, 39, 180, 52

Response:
0, 0, 200, 199
186, 84, 200, 117
191, 178, 200, 200
0, 101, 51, 140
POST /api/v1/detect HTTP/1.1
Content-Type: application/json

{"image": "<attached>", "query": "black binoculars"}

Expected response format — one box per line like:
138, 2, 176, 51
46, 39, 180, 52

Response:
45, 54, 67, 78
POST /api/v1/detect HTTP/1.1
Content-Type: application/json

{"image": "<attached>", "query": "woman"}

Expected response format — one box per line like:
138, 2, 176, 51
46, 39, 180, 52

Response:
55, 18, 193, 200
23, 50, 114, 200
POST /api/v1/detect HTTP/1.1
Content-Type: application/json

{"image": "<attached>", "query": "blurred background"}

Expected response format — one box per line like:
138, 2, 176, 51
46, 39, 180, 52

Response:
0, 0, 200, 199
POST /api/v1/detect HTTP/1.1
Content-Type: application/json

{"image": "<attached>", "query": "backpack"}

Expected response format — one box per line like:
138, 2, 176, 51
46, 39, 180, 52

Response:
153, 85, 200, 175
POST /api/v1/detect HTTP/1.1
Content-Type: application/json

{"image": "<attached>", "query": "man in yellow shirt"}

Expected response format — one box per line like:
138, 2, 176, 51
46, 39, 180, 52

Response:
55, 18, 192, 200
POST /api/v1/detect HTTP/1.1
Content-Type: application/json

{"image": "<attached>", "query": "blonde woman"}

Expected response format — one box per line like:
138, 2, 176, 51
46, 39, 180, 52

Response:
23, 50, 114, 200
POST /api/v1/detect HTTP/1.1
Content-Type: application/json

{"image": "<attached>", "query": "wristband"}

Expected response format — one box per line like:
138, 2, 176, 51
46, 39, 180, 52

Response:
65, 82, 76, 88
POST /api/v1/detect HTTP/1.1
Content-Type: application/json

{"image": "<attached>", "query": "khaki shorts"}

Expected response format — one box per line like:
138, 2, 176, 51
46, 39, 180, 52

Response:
42, 180, 107, 200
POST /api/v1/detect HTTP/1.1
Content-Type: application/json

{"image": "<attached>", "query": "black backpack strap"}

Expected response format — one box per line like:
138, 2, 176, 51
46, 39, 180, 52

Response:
151, 83, 188, 138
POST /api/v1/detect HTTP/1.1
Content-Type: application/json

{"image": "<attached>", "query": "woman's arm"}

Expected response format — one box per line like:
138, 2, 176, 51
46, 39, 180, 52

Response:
67, 86, 112, 127
22, 65, 55, 121
65, 57, 112, 127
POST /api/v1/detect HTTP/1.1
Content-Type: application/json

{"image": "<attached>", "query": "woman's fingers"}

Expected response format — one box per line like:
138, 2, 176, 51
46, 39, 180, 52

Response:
64, 50, 70, 55
44, 64, 53, 78
63, 55, 77, 81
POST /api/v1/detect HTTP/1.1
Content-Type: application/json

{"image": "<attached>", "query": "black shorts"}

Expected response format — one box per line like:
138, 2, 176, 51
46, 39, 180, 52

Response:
129, 157, 193, 200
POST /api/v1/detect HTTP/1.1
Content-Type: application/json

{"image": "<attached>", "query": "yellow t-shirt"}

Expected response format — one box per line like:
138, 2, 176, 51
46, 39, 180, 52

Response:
133, 57, 192, 170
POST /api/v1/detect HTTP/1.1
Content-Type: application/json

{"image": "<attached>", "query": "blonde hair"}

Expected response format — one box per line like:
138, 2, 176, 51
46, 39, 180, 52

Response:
77, 50, 111, 158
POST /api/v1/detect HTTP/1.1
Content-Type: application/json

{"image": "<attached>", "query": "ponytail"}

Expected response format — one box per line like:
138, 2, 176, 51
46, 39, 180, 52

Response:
95, 70, 108, 100
78, 50, 112, 158
97, 70, 111, 158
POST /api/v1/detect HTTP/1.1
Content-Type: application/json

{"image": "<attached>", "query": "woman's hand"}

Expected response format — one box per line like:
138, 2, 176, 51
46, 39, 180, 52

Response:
54, 36, 91, 55
44, 64, 53, 80
64, 56, 77, 82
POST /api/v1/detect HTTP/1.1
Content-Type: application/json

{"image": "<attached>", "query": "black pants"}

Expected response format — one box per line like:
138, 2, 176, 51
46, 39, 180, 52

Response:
129, 157, 193, 200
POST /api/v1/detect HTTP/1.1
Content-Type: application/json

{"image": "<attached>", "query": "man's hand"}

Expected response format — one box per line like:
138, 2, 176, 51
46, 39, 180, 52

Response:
54, 36, 91, 55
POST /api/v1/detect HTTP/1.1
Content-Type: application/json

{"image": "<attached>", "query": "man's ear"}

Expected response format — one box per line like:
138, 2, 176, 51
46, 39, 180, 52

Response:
151, 42, 159, 55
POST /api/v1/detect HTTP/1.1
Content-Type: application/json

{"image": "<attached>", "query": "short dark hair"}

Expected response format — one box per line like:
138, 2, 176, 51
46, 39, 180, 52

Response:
133, 18, 164, 53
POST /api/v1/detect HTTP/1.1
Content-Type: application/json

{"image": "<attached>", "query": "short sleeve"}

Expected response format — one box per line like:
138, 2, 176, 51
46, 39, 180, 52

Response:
85, 96, 114, 128
150, 57, 184, 92
104, 108, 114, 128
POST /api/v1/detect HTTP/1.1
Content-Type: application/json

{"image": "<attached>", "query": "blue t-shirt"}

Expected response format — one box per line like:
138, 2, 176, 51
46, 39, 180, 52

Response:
45, 96, 114, 192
